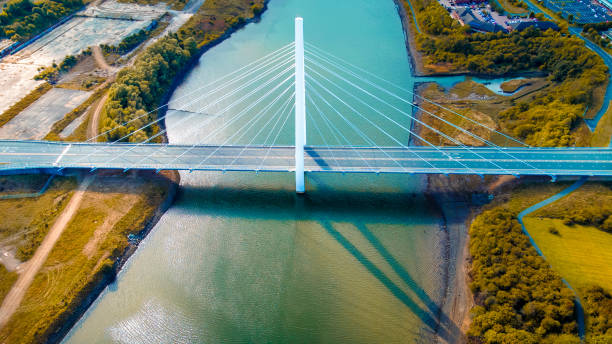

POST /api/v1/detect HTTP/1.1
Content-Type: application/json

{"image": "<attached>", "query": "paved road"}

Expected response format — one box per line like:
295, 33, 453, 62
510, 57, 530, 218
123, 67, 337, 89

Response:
2, 140, 612, 176
518, 0, 612, 131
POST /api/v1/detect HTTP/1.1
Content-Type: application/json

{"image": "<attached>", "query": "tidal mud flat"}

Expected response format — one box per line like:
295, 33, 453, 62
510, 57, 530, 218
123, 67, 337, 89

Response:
391, 1, 489, 340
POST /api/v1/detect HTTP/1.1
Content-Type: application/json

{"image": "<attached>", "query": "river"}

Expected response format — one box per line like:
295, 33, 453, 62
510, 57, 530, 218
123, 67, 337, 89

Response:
63, 0, 455, 343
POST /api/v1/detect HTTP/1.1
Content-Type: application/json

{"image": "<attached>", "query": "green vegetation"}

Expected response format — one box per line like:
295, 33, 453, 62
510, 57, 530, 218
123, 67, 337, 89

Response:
101, 34, 196, 142
524, 217, 612, 294
591, 101, 612, 147
469, 207, 579, 343
44, 83, 109, 141
0, 174, 173, 343
0, 1, 261, 342
101, 0, 265, 142
101, 23, 157, 55
35, 48, 91, 83
583, 27, 610, 50
415, 79, 551, 146
582, 286, 612, 343
0, 0, 83, 42
0, 265, 17, 303
117, 0, 186, 11
517, 182, 612, 340
582, 23, 612, 51
409, 0, 608, 147
0, 175, 76, 261
0, 82, 52, 128
493, 0, 528, 16
406, 2, 611, 342
499, 78, 533, 93
531, 183, 612, 233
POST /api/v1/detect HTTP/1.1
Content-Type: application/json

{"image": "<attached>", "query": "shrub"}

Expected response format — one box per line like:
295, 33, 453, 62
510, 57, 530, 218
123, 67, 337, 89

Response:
468, 208, 579, 343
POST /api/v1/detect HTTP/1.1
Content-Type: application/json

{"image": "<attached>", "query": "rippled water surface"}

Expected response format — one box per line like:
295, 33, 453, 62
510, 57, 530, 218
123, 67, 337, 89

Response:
64, 0, 451, 342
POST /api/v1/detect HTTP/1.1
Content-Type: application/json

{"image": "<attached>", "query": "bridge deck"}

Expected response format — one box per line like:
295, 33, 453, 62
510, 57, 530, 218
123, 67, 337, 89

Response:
1, 140, 612, 176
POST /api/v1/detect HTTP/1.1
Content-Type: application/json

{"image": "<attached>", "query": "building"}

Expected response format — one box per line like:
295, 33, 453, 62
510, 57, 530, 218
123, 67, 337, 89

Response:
454, 0, 487, 4
509, 20, 560, 32
459, 8, 507, 33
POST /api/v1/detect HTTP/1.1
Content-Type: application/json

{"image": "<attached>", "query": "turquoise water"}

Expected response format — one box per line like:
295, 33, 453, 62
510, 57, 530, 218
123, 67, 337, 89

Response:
63, 1, 457, 343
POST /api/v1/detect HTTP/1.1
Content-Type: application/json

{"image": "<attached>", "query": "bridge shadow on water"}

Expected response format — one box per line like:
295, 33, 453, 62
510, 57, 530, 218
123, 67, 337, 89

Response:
178, 184, 464, 342
318, 220, 462, 343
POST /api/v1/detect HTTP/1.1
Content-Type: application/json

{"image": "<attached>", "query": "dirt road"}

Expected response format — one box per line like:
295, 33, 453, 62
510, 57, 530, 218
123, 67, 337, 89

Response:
0, 175, 94, 329
88, 92, 108, 139
92, 45, 113, 72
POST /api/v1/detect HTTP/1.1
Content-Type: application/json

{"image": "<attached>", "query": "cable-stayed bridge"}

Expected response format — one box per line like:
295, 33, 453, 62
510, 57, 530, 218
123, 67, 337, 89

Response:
1, 18, 612, 193
2, 141, 612, 176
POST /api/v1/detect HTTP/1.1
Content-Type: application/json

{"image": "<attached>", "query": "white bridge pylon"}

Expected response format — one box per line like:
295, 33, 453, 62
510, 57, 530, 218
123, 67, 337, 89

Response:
295, 17, 306, 194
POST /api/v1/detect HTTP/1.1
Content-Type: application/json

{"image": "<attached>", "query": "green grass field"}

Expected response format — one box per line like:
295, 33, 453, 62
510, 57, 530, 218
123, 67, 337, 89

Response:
523, 217, 612, 294
0, 175, 172, 343
591, 100, 612, 147
498, 0, 528, 15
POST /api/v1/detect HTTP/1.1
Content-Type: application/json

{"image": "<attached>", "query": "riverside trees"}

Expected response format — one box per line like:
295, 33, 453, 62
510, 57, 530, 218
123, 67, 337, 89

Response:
412, 0, 608, 147
101, 34, 197, 142
0, 0, 83, 42
468, 209, 580, 343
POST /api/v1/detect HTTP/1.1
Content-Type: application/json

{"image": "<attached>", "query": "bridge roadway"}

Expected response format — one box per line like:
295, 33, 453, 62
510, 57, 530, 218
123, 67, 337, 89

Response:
1, 140, 612, 176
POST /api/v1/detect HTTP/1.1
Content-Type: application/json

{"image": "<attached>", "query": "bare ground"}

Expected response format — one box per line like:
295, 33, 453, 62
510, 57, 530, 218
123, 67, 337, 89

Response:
88, 92, 109, 139
0, 175, 94, 329
92, 45, 115, 72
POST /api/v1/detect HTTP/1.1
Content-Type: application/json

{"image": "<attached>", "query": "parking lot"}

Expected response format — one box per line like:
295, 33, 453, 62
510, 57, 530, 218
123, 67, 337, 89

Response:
442, 1, 516, 31
542, 0, 612, 23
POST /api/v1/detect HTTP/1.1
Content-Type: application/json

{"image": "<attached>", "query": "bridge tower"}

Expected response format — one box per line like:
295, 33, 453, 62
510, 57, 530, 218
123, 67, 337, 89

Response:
295, 17, 306, 194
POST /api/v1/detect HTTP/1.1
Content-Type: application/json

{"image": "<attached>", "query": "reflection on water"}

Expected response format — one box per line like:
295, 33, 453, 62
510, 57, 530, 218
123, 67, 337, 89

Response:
64, 0, 457, 342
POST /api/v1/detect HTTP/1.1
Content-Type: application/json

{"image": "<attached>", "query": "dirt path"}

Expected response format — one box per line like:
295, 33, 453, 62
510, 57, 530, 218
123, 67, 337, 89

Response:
92, 46, 113, 72
88, 92, 108, 139
0, 175, 94, 329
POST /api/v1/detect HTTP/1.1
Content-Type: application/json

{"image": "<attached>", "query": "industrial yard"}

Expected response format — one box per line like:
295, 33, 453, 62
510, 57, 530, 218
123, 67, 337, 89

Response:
0, 0, 168, 116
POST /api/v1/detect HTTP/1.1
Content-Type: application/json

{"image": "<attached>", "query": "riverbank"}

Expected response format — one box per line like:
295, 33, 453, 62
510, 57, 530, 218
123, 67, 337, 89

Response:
0, 0, 269, 342
425, 174, 508, 343
45, 169, 180, 344
393, 0, 478, 339
0, 170, 179, 343
45, 0, 271, 341
393, 0, 427, 76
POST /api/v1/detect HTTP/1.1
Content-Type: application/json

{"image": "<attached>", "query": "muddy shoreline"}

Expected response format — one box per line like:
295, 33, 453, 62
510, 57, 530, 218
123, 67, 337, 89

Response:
393, 0, 426, 76
392, 0, 478, 340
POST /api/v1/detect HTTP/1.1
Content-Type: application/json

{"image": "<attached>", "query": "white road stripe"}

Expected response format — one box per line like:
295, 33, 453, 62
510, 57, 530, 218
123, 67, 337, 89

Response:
53, 144, 71, 166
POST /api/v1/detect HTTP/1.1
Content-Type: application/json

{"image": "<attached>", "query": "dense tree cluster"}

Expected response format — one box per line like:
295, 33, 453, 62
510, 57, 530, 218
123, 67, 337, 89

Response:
100, 0, 265, 142
0, 0, 82, 42
34, 48, 90, 82
583, 22, 612, 32
487, 0, 528, 14
101, 25, 155, 54
418, 2, 464, 36
583, 27, 610, 49
101, 34, 197, 142
582, 286, 612, 343
468, 208, 580, 343
411, 0, 608, 146
562, 206, 612, 233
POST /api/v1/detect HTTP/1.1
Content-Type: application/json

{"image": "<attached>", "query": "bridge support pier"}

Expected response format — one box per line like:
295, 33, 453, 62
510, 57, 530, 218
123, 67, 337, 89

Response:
295, 17, 306, 194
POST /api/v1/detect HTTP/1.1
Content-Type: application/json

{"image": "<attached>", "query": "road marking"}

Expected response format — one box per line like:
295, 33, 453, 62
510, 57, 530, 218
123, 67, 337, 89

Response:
53, 144, 71, 166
